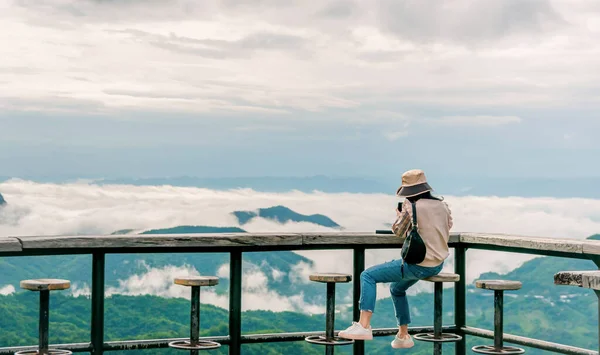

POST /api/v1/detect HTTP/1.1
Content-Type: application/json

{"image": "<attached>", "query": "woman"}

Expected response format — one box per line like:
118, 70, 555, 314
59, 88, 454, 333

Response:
338, 169, 453, 349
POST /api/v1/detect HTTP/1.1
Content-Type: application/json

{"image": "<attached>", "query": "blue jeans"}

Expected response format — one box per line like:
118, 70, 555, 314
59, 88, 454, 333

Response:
359, 259, 443, 326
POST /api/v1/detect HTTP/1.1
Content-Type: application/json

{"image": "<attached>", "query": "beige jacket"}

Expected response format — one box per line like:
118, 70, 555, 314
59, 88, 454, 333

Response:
392, 198, 453, 267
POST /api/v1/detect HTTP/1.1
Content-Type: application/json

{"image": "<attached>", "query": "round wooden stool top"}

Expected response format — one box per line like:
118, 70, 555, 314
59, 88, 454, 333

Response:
309, 273, 352, 283
20, 279, 70, 291
174, 276, 219, 287
475, 280, 522, 291
423, 273, 460, 283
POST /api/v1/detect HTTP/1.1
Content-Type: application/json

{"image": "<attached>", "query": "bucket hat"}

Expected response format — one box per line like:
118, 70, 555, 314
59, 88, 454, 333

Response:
396, 169, 433, 198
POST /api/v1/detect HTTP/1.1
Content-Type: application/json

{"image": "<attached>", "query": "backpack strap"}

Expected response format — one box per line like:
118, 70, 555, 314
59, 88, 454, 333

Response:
411, 201, 418, 230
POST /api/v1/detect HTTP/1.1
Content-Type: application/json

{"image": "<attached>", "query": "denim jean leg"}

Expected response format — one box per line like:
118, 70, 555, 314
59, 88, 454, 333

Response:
389, 279, 419, 326
358, 259, 404, 313
389, 262, 444, 326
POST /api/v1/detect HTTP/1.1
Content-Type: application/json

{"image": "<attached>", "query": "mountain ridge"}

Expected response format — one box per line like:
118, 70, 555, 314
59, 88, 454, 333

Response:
232, 205, 340, 228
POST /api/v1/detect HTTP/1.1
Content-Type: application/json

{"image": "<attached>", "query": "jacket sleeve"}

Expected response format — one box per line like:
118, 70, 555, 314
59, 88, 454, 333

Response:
445, 202, 453, 230
392, 201, 412, 237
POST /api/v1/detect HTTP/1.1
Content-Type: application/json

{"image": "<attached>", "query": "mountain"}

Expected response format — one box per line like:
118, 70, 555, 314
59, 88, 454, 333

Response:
0, 213, 329, 305
0, 250, 321, 303
232, 205, 340, 228
1, 250, 598, 354
474, 233, 600, 297
475, 255, 595, 297
0, 192, 5, 206
110, 229, 136, 235
141, 226, 246, 234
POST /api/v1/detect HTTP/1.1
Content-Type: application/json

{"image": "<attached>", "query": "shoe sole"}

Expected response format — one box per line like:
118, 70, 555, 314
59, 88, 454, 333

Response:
391, 340, 414, 349
338, 332, 373, 341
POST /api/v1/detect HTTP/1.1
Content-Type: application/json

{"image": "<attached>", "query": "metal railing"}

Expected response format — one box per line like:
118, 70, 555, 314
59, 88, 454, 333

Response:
0, 232, 599, 355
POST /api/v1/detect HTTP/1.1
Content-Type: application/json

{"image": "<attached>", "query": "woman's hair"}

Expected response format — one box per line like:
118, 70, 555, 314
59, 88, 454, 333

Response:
406, 191, 443, 203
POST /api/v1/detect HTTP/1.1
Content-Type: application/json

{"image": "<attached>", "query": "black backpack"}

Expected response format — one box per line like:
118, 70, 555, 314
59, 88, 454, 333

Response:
401, 201, 427, 264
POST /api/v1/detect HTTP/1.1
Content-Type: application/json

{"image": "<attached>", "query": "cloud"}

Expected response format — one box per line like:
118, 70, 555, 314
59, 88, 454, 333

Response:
375, 0, 565, 45
436, 115, 522, 126
2, 180, 600, 307
383, 130, 408, 141
70, 283, 91, 298
0, 285, 15, 296
2, 179, 600, 241
2, 0, 600, 115
97, 261, 325, 313
114, 29, 308, 59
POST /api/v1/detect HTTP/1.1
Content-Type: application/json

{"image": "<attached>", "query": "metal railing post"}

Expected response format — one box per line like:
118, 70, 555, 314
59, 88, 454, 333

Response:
229, 251, 242, 355
592, 256, 600, 269
353, 247, 365, 355
595, 290, 600, 355
454, 246, 466, 355
91, 252, 106, 355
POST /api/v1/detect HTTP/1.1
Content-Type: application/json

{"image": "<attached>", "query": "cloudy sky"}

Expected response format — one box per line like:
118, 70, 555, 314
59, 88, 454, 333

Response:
1, 0, 600, 180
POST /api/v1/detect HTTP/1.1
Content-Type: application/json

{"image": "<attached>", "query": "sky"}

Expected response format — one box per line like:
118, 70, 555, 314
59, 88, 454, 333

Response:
1, 0, 600, 179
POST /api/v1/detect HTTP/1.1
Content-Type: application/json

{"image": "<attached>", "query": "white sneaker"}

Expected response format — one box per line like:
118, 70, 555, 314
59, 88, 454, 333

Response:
338, 322, 373, 340
391, 334, 414, 349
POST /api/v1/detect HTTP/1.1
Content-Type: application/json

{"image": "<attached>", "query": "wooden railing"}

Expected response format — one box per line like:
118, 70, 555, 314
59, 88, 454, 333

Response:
0, 232, 599, 355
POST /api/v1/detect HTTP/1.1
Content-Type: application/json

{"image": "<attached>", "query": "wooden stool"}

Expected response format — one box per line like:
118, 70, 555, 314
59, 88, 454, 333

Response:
414, 273, 463, 355
168, 276, 221, 353
554, 270, 600, 354
472, 280, 525, 355
305, 273, 354, 354
17, 279, 72, 355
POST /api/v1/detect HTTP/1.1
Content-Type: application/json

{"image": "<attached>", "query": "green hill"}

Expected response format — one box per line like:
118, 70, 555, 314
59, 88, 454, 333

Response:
1, 254, 598, 355
0, 293, 334, 355
588, 234, 600, 241
476, 255, 595, 297
0, 250, 323, 303
232, 205, 340, 228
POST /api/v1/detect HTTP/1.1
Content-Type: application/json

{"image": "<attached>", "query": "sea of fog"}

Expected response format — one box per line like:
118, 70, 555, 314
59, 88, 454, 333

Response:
1, 179, 600, 313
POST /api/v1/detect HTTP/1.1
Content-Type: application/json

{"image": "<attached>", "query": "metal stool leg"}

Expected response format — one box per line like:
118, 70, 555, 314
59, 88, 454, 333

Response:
15, 279, 72, 355
305, 280, 353, 349
494, 290, 503, 351
325, 282, 335, 355
414, 281, 461, 350
191, 286, 200, 355
39, 290, 50, 355
433, 282, 442, 355
168, 285, 220, 351
16, 290, 72, 355
472, 290, 524, 354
